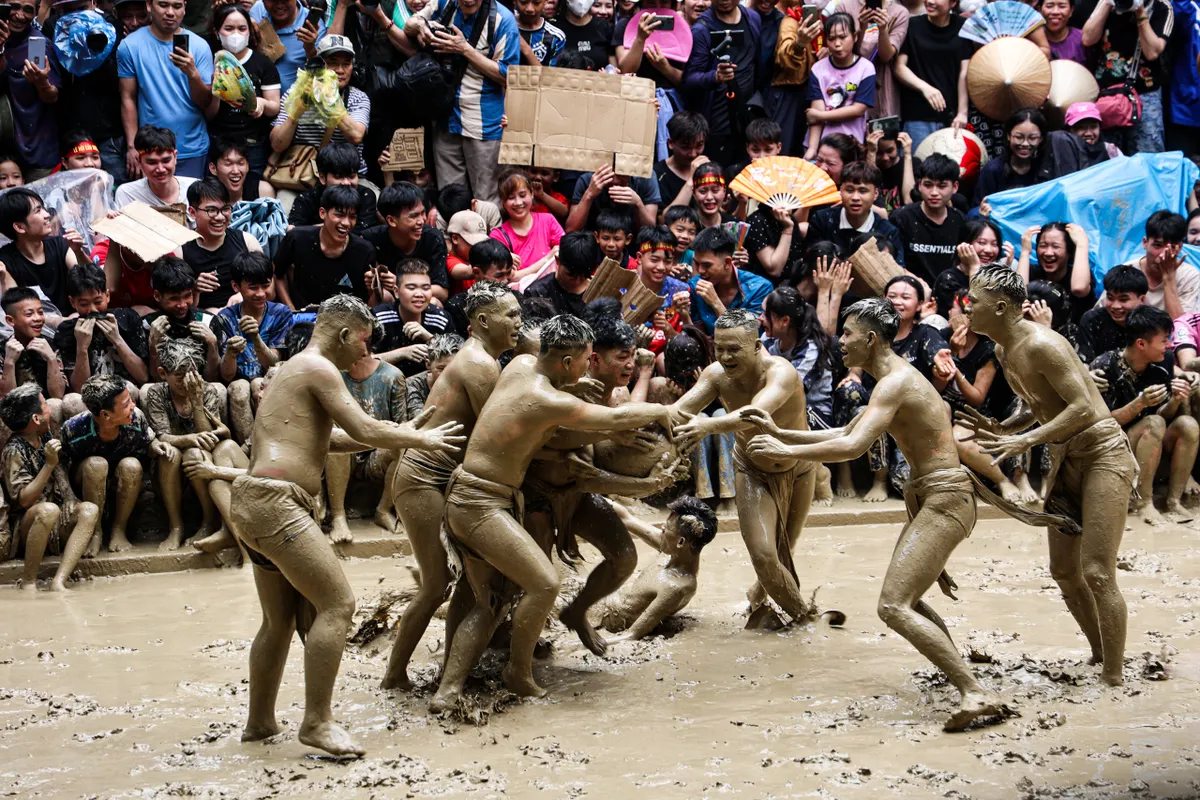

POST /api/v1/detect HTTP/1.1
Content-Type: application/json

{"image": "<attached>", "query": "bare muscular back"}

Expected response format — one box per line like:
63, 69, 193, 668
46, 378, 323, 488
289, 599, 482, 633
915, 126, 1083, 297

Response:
248, 353, 340, 497
995, 323, 1109, 430
418, 338, 502, 462
874, 362, 960, 479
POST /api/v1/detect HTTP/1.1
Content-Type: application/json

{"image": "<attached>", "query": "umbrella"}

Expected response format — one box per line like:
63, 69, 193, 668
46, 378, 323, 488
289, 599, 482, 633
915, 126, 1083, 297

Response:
1043, 59, 1100, 128
967, 36, 1052, 122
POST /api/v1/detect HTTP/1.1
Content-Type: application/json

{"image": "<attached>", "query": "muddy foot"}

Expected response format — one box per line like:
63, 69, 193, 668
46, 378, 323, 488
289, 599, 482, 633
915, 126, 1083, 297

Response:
501, 663, 547, 699
745, 604, 787, 630
1183, 477, 1200, 507
813, 466, 834, 507
193, 527, 236, 554
298, 720, 364, 758
380, 670, 414, 692
944, 693, 1015, 732
561, 606, 608, 656
1163, 503, 1194, 524
1139, 504, 1168, 528
109, 533, 134, 553
158, 532, 184, 552
18, 580, 36, 593
863, 481, 889, 503
329, 516, 354, 544
835, 485, 857, 499
1014, 474, 1040, 505
241, 720, 285, 742
47, 579, 67, 593
429, 687, 462, 714
84, 534, 101, 559
1101, 671, 1124, 687
374, 508, 397, 533
998, 480, 1023, 505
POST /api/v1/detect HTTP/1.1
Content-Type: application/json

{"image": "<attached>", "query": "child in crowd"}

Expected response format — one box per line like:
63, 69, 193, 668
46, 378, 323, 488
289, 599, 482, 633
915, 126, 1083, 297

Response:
516, 0, 567, 65
0, 155, 23, 189
405, 332, 464, 419
446, 210, 491, 294
1, 288, 67, 401
372, 259, 451, 376
492, 169, 565, 284
594, 208, 637, 270
55, 264, 149, 397
724, 118, 784, 186
287, 143, 378, 234
0, 186, 87, 318
524, 231, 599, 317
691, 162, 735, 229
635, 225, 691, 342
0, 384, 100, 590
183, 179, 265, 312
804, 161, 904, 263
1080, 265, 1149, 361
445, 239, 515, 337
145, 256, 220, 381
274, 185, 380, 309
528, 165, 569, 219
664, 205, 699, 275
804, 13, 875, 158
889, 154, 963, 286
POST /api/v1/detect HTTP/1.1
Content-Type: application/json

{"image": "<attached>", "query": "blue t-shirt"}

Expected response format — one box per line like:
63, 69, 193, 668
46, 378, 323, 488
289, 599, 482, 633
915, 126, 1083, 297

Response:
519, 19, 566, 66
688, 269, 772, 335
116, 27, 213, 160
249, 1, 322, 92
211, 301, 294, 380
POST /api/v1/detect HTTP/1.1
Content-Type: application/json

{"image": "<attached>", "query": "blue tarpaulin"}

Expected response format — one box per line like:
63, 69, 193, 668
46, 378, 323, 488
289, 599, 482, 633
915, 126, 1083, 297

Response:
986, 152, 1200, 296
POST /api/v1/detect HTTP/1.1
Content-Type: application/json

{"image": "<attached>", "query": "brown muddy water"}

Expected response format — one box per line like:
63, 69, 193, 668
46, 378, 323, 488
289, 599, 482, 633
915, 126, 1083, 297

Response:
2, 516, 1199, 799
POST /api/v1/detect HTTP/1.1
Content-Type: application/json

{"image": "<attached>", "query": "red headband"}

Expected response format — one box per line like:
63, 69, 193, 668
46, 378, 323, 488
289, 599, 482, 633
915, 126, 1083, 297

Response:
67, 140, 99, 158
694, 173, 725, 189
639, 242, 675, 254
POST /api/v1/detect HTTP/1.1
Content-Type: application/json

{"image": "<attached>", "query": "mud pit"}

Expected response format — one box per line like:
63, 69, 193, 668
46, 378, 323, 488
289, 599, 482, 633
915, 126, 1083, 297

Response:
3, 515, 1200, 799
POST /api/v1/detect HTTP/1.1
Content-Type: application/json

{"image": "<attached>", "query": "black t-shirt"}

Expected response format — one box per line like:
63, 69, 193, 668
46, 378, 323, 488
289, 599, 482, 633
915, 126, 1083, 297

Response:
54, 45, 123, 142
898, 15, 974, 124
1080, 307, 1127, 358
0, 237, 72, 311
744, 206, 804, 285
889, 203, 965, 286
371, 302, 451, 376
653, 160, 688, 207
0, 334, 58, 395
208, 50, 281, 144
1090, 349, 1175, 425
613, 16, 687, 88
1028, 263, 1096, 324
55, 307, 149, 384
939, 325, 1000, 407
273, 226, 377, 309
561, 16, 614, 71
1092, 0, 1173, 92
704, 12, 756, 136
891, 323, 946, 382
288, 185, 378, 236
524, 272, 587, 317
362, 224, 450, 290
182, 232, 250, 309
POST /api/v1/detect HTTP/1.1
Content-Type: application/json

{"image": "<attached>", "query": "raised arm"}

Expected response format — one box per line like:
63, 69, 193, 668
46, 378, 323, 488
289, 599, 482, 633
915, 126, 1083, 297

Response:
750, 383, 898, 463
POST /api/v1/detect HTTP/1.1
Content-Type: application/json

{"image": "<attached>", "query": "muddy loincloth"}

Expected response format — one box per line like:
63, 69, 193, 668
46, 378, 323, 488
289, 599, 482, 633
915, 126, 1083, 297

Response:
393, 447, 459, 497
442, 466, 525, 613
733, 445, 816, 582
522, 473, 585, 563
1038, 417, 1138, 535
901, 468, 977, 600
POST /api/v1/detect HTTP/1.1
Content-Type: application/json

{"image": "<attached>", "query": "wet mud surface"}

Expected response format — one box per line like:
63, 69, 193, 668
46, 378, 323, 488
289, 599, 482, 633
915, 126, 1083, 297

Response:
2, 516, 1200, 798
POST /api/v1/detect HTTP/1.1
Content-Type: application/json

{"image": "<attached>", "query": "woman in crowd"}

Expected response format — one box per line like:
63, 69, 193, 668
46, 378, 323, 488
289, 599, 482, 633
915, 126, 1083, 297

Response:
691, 162, 737, 229
207, 139, 275, 205
207, 5, 282, 176
836, 0, 910, 119
1017, 221, 1093, 323
974, 108, 1047, 209
491, 169, 565, 284
759, 286, 837, 429
810, 133, 862, 187
1040, 0, 1086, 64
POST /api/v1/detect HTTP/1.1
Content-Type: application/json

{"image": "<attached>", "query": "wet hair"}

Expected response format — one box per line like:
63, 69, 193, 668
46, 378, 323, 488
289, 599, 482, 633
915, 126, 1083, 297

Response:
286, 320, 315, 357
823, 10, 856, 36
692, 225, 736, 257
210, 3, 260, 48
1102, 264, 1149, 296
157, 336, 205, 375
595, 207, 634, 236
1145, 210, 1187, 244
635, 224, 678, 252
1125, 305, 1172, 347
377, 181, 425, 218
133, 125, 176, 154
208, 137, 252, 167
916, 153, 960, 184
433, 183, 472, 224
316, 142, 361, 179
664, 325, 713, 388
885, 274, 925, 303
763, 286, 835, 386
186, 178, 229, 208
81, 373, 130, 415
520, 294, 558, 322
668, 494, 718, 550
0, 187, 42, 239
151, 255, 196, 294
591, 313, 636, 352
231, 250, 273, 286
663, 205, 700, 231
666, 111, 709, 145
396, 258, 430, 277
584, 296, 624, 326
554, 47, 590, 70
840, 160, 882, 189
464, 279, 515, 318
539, 314, 595, 355
559, 231, 601, 279
64, 263, 108, 299
497, 168, 532, 204
427, 332, 464, 363
972, 262, 1027, 304
320, 184, 361, 214
714, 307, 759, 334
1026, 280, 1070, 330
316, 293, 374, 334
744, 118, 782, 146
1034, 222, 1077, 268
0, 382, 44, 432
817, 133, 863, 166
844, 297, 900, 340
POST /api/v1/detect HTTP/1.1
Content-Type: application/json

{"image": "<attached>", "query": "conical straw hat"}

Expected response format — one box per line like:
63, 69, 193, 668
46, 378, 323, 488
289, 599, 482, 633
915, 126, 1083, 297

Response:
967, 37, 1052, 121
1043, 58, 1100, 128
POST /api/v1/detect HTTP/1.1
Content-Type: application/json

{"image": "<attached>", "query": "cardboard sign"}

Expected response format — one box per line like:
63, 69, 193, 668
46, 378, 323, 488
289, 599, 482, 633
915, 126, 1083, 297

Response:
849, 235, 905, 297
582, 257, 664, 326
256, 19, 286, 63
383, 128, 425, 173
499, 66, 657, 179
92, 201, 200, 262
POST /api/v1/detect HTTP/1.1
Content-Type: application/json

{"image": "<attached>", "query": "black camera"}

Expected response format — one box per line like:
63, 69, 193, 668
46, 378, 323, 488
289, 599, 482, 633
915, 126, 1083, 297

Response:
1111, 0, 1136, 13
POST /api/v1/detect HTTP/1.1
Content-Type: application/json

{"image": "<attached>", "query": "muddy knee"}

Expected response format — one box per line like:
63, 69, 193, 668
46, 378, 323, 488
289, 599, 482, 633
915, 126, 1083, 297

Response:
1081, 561, 1118, 593
81, 456, 110, 488
31, 502, 62, 529
212, 438, 243, 465
876, 596, 909, 630
116, 456, 143, 487
182, 448, 208, 467
76, 501, 100, 524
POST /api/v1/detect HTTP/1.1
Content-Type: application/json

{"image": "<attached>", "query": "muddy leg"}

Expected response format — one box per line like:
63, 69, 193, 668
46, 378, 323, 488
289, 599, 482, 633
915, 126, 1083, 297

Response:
736, 470, 814, 623
441, 575, 474, 674
324, 453, 354, 544
1126, 416, 1166, 526
374, 452, 398, 532
955, 425, 1024, 504
228, 380, 255, 446
1164, 416, 1199, 518
17, 504, 58, 590
1047, 527, 1103, 666
110, 458, 142, 550
182, 449, 218, 545
155, 450, 186, 551
80, 457, 111, 554
49, 501, 99, 592
193, 441, 248, 554
561, 495, 637, 656
1079, 469, 1130, 686
242, 564, 300, 743
430, 559, 500, 713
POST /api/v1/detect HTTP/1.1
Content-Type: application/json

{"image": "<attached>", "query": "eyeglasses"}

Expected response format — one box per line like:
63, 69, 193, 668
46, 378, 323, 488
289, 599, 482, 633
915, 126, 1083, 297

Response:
198, 205, 233, 217
1010, 134, 1042, 145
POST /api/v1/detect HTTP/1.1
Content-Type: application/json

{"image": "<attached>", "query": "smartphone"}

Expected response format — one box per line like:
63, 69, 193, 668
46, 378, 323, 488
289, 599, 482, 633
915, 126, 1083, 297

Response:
801, 4, 821, 23
28, 37, 46, 69
868, 115, 901, 137
0, 5, 11, 22
866, 0, 882, 9
653, 13, 675, 30
172, 33, 188, 53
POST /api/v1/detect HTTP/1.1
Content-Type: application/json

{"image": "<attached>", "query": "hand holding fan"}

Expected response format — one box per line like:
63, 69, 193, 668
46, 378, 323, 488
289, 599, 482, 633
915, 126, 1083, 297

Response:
730, 157, 840, 212
213, 50, 259, 115
959, 0, 1045, 45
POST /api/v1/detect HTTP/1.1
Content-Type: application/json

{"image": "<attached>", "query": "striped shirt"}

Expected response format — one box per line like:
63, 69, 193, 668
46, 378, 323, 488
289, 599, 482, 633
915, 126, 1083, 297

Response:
412, 0, 521, 141
273, 85, 371, 173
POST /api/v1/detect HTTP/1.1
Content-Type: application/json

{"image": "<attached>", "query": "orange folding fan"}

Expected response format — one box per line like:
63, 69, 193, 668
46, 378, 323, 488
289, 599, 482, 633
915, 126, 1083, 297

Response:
729, 157, 841, 211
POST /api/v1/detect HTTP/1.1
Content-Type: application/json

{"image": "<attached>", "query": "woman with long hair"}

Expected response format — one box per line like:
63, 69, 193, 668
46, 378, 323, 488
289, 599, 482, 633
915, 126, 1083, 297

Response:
759, 286, 837, 427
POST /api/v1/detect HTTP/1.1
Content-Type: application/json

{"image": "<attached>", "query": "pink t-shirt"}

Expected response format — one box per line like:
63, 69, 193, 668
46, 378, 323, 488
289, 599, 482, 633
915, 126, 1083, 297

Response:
490, 212, 564, 270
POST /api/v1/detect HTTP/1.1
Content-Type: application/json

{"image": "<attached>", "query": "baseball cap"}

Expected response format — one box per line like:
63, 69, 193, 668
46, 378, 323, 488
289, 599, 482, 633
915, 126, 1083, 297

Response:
448, 210, 489, 246
317, 34, 355, 59
1064, 101, 1102, 127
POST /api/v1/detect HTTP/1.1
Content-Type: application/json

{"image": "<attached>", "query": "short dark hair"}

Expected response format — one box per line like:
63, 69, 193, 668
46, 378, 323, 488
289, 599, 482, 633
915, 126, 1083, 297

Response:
0, 383, 44, 432
804, 239, 839, 274
539, 314, 594, 355
744, 118, 782, 146
584, 296, 623, 326
840, 160, 882, 188
595, 207, 633, 236
231, 250, 273, 286
133, 125, 176, 154
316, 142, 361, 179
377, 181, 425, 218
1144, 210, 1187, 245
885, 274, 925, 303
591, 313, 636, 352
151, 255, 196, 294
81, 373, 130, 415
320, 184, 361, 214
668, 494, 718, 551
433, 183, 472, 224
396, 258, 430, 277
916, 153, 960, 184
208, 136, 252, 166
67, 263, 108, 297
972, 262, 1027, 304
0, 187, 41, 239
1125, 304, 1173, 347
823, 10, 856, 36
559, 231, 600, 279
186, 178, 229, 208
692, 226, 736, 257
663, 205, 700, 230
554, 47, 589, 70
666, 110, 709, 145
1102, 264, 1149, 296
635, 224, 678, 252
2, 287, 42, 314
469, 238, 513, 271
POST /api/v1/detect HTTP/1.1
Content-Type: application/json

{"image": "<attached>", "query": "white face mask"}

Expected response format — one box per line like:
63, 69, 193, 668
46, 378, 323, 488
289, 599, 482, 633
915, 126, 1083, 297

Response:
220, 32, 249, 52
565, 0, 592, 15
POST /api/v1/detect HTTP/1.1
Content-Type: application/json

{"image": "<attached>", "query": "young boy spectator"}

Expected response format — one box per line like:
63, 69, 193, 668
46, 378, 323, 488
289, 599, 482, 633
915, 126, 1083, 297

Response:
1090, 306, 1198, 526
59, 373, 183, 552
445, 240, 514, 337
567, 165, 660, 232
803, 13, 876, 159
688, 227, 772, 335
183, 179, 264, 312
324, 325, 408, 542
446, 210, 491, 294
287, 143, 379, 235
725, 119, 785, 183
889, 154, 963, 286
113, 126, 199, 213
1, 289, 67, 401
516, 0, 566, 65
212, 251, 292, 444
528, 165, 569, 219
364, 182, 450, 302
145, 256, 219, 382
273, 185, 380, 309
140, 338, 233, 544
655, 111, 710, 209
804, 162, 904, 262
524, 231, 599, 317
664, 205, 700, 273
594, 209, 637, 269
0, 187, 86, 317
1114, 211, 1200, 319
636, 225, 692, 341
0, 384, 100, 591
373, 259, 450, 376
1080, 264, 1149, 361
55, 265, 150, 396
405, 332, 464, 419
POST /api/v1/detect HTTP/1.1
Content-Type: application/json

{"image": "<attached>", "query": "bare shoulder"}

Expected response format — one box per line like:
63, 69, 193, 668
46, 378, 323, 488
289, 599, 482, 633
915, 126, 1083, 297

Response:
766, 355, 802, 386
